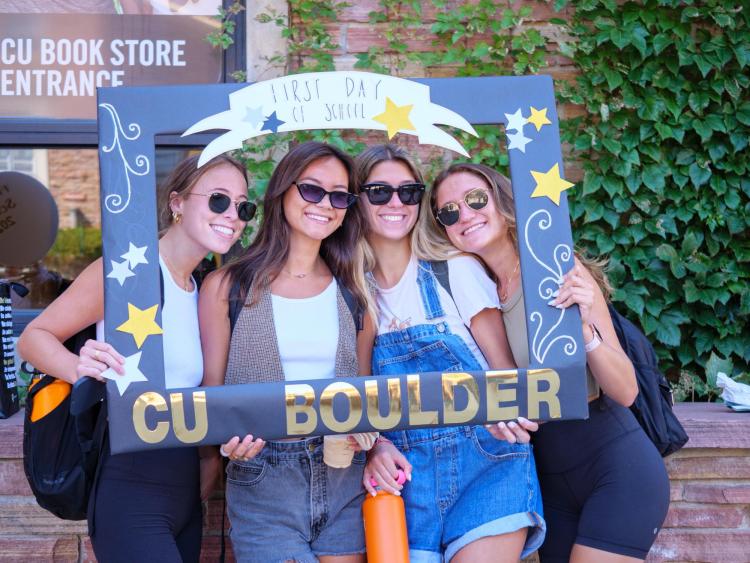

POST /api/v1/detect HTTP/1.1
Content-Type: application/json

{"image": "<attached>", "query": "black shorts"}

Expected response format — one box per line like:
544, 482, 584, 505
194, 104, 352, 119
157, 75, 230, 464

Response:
534, 396, 670, 561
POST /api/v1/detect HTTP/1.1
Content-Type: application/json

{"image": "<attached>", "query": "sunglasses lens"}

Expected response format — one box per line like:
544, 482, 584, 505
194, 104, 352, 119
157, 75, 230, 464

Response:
237, 201, 257, 222
208, 193, 231, 214
398, 185, 425, 205
436, 203, 460, 227
466, 189, 489, 210
297, 183, 326, 204
365, 185, 394, 205
329, 191, 356, 209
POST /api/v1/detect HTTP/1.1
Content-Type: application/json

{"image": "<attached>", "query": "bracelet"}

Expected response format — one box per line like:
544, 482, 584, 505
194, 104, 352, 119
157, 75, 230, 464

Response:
374, 435, 391, 446
584, 323, 603, 353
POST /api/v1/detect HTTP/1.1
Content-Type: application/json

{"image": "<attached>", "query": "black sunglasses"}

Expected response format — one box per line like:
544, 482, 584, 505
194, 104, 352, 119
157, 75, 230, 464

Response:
294, 182, 358, 209
435, 187, 490, 227
360, 182, 425, 206
188, 192, 257, 222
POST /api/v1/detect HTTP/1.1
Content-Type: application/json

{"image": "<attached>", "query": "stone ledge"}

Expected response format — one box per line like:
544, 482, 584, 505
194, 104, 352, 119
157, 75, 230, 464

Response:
674, 403, 750, 449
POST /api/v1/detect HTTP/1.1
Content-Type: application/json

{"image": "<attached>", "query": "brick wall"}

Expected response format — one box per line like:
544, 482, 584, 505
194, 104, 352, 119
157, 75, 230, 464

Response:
2, 404, 749, 562
46, 149, 101, 230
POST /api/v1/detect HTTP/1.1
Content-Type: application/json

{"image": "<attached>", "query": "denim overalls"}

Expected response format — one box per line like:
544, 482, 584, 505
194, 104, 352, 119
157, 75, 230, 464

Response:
372, 261, 545, 562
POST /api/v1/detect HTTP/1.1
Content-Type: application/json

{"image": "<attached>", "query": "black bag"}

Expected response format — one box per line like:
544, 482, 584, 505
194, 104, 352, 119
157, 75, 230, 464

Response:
1, 281, 28, 419
22, 324, 108, 520
608, 304, 689, 457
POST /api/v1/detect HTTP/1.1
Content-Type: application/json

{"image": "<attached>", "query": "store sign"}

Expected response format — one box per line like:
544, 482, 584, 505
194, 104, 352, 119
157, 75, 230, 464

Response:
0, 13, 223, 119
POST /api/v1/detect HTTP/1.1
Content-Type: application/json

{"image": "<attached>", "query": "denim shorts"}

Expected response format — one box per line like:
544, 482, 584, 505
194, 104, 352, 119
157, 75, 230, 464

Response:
225, 437, 366, 563
386, 426, 546, 562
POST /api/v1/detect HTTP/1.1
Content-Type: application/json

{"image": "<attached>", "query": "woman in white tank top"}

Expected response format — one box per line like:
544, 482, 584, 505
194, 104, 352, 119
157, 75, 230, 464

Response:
18, 154, 254, 562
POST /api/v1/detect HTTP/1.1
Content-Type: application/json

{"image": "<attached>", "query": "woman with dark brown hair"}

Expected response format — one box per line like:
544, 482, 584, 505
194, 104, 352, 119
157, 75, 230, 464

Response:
19, 153, 254, 562
199, 141, 374, 563
429, 162, 670, 563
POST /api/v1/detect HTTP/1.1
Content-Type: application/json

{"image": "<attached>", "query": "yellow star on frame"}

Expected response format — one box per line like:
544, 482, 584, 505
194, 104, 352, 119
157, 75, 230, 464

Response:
530, 164, 575, 206
116, 303, 163, 349
372, 97, 415, 139
527, 106, 552, 132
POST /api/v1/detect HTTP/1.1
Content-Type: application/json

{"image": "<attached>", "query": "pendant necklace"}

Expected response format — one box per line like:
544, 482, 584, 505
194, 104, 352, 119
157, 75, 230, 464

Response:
162, 254, 191, 291
499, 260, 520, 302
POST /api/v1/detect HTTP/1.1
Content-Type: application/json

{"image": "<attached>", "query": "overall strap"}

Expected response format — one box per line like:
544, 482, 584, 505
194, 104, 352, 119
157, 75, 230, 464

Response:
416, 260, 446, 320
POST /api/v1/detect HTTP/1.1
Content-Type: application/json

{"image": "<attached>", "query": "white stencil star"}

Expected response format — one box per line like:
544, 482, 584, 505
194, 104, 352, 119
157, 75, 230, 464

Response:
107, 259, 135, 286
121, 243, 148, 269
504, 108, 528, 133
243, 105, 264, 128
101, 351, 148, 395
507, 130, 532, 153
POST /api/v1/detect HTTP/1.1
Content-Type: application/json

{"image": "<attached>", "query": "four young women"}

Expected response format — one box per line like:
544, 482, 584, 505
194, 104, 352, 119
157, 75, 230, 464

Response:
19, 140, 669, 562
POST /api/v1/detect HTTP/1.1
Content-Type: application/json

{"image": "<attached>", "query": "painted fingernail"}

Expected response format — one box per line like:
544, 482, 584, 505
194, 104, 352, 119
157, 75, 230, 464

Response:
508, 421, 517, 428
551, 290, 559, 297
518, 417, 530, 423
556, 304, 564, 309
547, 299, 557, 306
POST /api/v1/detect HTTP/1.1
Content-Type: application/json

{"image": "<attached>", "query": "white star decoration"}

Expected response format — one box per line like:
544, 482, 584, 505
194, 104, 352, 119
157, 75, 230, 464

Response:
504, 108, 527, 133
243, 106, 265, 128
101, 351, 148, 395
507, 130, 532, 153
121, 243, 148, 269
107, 259, 135, 286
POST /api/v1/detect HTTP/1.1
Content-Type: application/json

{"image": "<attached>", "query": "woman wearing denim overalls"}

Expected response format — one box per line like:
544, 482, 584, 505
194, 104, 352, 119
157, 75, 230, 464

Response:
354, 145, 545, 563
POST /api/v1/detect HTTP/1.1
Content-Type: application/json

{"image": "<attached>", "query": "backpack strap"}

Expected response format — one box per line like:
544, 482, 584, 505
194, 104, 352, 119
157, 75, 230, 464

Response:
228, 278, 244, 335
337, 280, 364, 332
429, 260, 453, 300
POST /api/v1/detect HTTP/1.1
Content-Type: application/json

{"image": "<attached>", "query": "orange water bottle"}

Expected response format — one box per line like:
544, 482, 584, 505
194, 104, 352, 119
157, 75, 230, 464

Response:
363, 469, 409, 563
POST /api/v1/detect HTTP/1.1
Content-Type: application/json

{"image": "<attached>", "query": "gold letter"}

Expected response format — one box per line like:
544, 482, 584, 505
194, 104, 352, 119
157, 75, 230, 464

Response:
527, 369, 561, 419
170, 391, 208, 443
132, 391, 169, 444
485, 370, 519, 421
285, 383, 318, 435
364, 378, 402, 430
320, 381, 362, 432
442, 372, 480, 424
407, 374, 438, 426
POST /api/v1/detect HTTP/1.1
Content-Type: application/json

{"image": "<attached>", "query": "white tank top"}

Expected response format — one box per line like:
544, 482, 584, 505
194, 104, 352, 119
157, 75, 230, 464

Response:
96, 256, 203, 389
271, 280, 338, 381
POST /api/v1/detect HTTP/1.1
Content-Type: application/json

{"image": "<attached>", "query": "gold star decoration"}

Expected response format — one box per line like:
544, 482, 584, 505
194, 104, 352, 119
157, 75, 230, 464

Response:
372, 97, 415, 139
530, 164, 575, 206
527, 106, 552, 132
116, 303, 163, 348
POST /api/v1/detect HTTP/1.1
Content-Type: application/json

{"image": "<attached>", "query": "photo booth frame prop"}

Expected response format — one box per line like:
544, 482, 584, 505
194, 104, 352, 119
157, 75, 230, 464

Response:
96, 72, 588, 454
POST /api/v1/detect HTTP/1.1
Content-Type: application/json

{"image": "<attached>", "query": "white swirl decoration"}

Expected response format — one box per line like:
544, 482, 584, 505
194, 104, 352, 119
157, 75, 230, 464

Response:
524, 209, 577, 363
99, 103, 150, 214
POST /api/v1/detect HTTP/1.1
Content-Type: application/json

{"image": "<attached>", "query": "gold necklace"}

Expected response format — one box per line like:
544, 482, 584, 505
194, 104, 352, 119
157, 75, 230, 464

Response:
499, 260, 520, 302
162, 254, 191, 291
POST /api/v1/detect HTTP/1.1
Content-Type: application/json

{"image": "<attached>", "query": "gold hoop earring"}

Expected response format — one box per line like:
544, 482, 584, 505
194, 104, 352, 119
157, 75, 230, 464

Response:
172, 211, 182, 224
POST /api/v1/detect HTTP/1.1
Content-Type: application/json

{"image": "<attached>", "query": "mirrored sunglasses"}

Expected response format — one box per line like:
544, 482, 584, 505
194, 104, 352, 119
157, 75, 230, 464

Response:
294, 182, 358, 209
435, 187, 489, 227
360, 182, 425, 206
189, 192, 257, 222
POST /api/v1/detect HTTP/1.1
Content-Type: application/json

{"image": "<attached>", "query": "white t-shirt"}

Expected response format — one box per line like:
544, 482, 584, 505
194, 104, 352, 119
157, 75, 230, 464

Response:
374, 255, 499, 369
272, 280, 338, 381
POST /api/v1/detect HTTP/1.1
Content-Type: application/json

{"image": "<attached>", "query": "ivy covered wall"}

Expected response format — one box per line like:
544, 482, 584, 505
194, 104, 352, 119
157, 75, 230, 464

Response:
239, 0, 749, 399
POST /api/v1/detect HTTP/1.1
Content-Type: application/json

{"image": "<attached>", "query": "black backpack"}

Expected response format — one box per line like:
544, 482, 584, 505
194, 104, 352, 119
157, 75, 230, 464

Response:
607, 304, 689, 457
22, 324, 107, 521
430, 260, 688, 457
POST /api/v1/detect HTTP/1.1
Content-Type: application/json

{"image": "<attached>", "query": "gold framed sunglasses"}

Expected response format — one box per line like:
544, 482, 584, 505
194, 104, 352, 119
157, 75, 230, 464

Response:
434, 187, 490, 227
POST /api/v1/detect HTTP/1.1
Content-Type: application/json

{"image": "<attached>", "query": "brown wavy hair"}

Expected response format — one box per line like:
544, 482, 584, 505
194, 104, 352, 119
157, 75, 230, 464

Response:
225, 141, 368, 310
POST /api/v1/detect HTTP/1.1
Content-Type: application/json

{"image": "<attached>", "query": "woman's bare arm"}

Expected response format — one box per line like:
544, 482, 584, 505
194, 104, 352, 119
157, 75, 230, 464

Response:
17, 258, 106, 383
